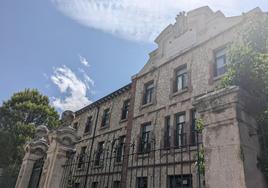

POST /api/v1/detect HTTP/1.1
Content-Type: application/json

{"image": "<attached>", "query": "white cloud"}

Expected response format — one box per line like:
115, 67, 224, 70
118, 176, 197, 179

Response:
51, 0, 267, 42
51, 65, 93, 111
79, 55, 90, 67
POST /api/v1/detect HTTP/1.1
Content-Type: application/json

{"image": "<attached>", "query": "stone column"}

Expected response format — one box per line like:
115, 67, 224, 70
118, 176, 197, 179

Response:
193, 86, 267, 188
39, 111, 79, 188
15, 125, 49, 188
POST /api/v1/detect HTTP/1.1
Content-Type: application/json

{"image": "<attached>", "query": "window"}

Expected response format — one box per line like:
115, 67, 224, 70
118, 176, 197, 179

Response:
115, 136, 125, 162
136, 177, 148, 188
214, 48, 227, 77
168, 174, 192, 188
101, 108, 110, 127
73, 122, 78, 130
190, 110, 197, 145
91, 182, 99, 188
95, 142, 104, 166
121, 99, 130, 120
84, 116, 92, 134
139, 123, 152, 153
174, 65, 188, 93
164, 116, 171, 149
142, 82, 154, 105
175, 113, 186, 147
74, 183, 80, 188
113, 181, 121, 188
78, 146, 86, 168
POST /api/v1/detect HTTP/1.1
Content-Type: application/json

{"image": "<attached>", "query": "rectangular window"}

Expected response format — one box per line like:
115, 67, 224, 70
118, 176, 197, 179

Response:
91, 182, 99, 188
73, 122, 78, 130
175, 113, 186, 147
174, 65, 188, 93
136, 177, 148, 188
214, 48, 227, 77
116, 136, 125, 162
113, 181, 121, 188
121, 99, 130, 120
84, 116, 92, 134
168, 174, 192, 188
190, 110, 197, 145
139, 123, 152, 153
74, 183, 80, 188
94, 142, 104, 166
164, 116, 171, 149
101, 108, 110, 127
78, 146, 86, 168
142, 82, 154, 105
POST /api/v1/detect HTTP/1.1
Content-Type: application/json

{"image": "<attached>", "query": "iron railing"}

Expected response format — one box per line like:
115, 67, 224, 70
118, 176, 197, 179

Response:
60, 132, 203, 188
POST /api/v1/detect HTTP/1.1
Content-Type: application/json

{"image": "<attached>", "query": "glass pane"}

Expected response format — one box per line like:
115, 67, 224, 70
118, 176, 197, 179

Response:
177, 76, 183, 90
179, 114, 185, 123
216, 48, 225, 58
216, 57, 225, 68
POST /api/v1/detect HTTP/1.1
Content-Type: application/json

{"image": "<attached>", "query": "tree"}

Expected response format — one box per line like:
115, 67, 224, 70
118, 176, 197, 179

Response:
0, 89, 60, 177
219, 12, 268, 173
220, 12, 268, 120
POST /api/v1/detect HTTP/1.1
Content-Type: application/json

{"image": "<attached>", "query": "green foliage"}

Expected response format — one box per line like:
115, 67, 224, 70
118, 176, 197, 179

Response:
219, 13, 268, 120
0, 89, 60, 177
194, 118, 205, 175
196, 118, 205, 133
196, 147, 205, 175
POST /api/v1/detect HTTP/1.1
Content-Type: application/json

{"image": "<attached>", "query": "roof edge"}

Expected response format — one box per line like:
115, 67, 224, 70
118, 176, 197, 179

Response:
75, 83, 132, 115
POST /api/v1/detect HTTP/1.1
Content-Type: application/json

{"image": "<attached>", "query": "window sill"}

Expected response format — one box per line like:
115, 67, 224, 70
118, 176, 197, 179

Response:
137, 152, 150, 158
99, 125, 110, 131
93, 164, 104, 169
119, 118, 128, 124
171, 88, 188, 97
114, 161, 123, 166
140, 102, 154, 109
213, 74, 225, 81
83, 132, 91, 136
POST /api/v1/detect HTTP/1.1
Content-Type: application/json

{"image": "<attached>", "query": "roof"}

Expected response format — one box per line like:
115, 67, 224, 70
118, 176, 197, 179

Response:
75, 83, 132, 115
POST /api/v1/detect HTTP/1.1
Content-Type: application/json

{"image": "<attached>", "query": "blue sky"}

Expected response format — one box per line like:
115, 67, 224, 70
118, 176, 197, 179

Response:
1, 0, 268, 112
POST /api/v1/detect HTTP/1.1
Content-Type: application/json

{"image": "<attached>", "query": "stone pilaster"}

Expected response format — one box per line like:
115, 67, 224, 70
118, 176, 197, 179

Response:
15, 125, 49, 188
39, 111, 79, 188
194, 86, 267, 188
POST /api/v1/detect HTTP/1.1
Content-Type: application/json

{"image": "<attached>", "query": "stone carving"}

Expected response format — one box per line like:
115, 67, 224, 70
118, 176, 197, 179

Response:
174, 11, 188, 38
61, 110, 75, 127
35, 125, 49, 140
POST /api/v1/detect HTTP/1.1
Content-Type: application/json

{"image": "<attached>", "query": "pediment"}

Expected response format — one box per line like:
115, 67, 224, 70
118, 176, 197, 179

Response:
137, 6, 263, 77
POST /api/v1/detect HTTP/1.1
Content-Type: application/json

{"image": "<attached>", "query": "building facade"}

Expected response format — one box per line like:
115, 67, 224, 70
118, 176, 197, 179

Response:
16, 6, 268, 188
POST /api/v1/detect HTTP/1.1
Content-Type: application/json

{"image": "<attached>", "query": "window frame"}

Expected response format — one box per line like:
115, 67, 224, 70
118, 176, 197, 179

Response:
77, 146, 86, 169
142, 81, 154, 105
84, 116, 92, 134
73, 122, 78, 130
136, 177, 148, 188
214, 47, 227, 77
173, 65, 188, 93
168, 174, 193, 188
115, 136, 126, 163
121, 99, 130, 120
174, 112, 186, 147
94, 142, 104, 166
101, 108, 110, 128
164, 116, 171, 149
139, 122, 152, 153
